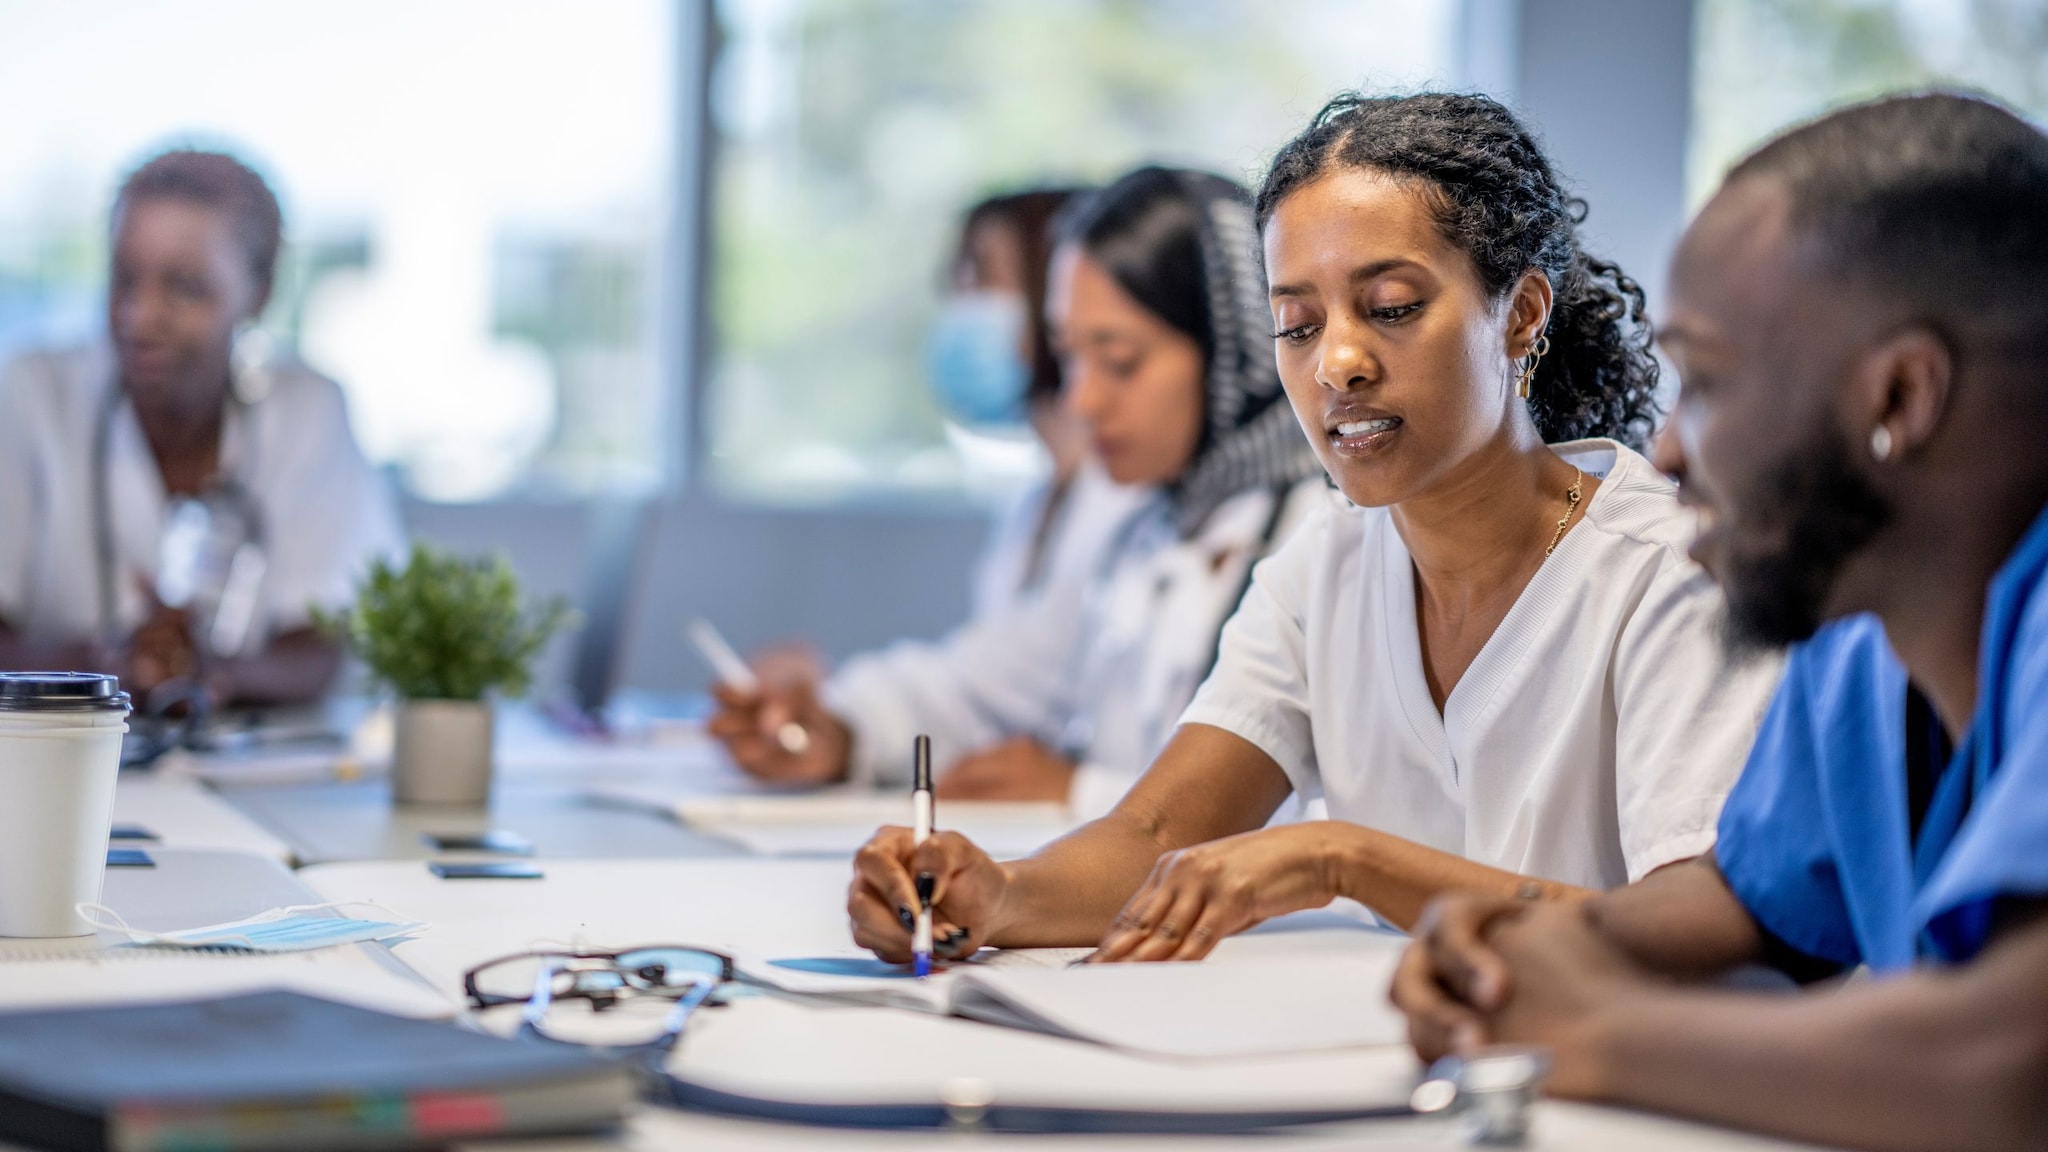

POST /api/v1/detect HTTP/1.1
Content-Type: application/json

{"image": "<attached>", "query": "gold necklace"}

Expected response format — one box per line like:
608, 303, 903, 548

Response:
1545, 468, 1583, 557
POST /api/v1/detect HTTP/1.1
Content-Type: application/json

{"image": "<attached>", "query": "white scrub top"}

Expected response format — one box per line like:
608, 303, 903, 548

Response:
0, 345, 405, 645
968, 461, 1153, 622
1181, 440, 1783, 889
827, 475, 1332, 818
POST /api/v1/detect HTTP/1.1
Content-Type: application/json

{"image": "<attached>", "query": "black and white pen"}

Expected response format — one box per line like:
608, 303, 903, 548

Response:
911, 734, 935, 978
687, 618, 810, 755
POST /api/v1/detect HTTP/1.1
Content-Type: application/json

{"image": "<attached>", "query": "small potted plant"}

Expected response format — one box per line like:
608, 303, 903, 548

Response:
327, 544, 569, 806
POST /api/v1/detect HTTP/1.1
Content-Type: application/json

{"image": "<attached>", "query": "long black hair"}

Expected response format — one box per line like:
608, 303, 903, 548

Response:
1255, 92, 1660, 448
1055, 167, 1226, 373
1056, 166, 1320, 533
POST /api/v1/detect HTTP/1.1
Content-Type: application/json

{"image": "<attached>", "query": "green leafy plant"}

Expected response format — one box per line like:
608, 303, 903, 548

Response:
320, 544, 572, 701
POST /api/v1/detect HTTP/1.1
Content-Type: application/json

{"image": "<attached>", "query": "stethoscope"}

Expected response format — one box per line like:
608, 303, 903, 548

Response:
92, 370, 269, 762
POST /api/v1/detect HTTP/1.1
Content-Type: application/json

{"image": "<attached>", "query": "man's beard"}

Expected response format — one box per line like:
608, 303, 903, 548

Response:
1718, 432, 1893, 657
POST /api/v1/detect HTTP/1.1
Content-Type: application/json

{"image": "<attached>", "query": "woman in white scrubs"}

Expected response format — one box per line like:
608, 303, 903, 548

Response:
711, 168, 1329, 816
0, 150, 401, 708
846, 93, 1783, 964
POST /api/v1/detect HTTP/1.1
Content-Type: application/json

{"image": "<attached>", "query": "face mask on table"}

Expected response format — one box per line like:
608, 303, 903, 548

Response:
926, 292, 1032, 427
77, 900, 426, 952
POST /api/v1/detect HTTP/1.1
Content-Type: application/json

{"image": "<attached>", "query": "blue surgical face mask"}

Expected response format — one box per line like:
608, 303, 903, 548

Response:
926, 292, 1032, 426
78, 901, 426, 953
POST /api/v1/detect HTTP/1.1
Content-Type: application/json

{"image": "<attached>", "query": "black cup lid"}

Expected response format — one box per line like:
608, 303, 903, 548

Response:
0, 672, 132, 713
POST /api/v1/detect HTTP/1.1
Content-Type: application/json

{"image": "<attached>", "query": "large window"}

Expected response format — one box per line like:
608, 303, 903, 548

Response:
705, 0, 1462, 505
1691, 0, 2048, 205
0, 0, 674, 502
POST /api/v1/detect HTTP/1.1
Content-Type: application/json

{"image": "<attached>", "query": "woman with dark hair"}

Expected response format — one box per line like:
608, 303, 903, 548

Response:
0, 149, 401, 708
846, 93, 1782, 964
711, 167, 1328, 815
923, 188, 1151, 620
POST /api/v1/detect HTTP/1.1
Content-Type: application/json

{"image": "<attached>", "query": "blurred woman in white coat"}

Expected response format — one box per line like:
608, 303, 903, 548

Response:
0, 150, 401, 709
710, 168, 1328, 815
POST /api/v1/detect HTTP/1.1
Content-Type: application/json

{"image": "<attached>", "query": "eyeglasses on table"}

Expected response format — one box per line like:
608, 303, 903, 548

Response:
462, 944, 737, 1065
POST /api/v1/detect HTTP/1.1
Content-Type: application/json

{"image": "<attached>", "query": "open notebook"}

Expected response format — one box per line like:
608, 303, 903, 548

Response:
739, 947, 1407, 1059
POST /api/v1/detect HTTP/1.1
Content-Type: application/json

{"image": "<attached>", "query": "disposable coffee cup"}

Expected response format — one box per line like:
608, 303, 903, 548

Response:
0, 673, 131, 937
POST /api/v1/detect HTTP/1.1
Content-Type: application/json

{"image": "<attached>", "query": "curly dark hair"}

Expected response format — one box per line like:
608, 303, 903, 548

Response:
1254, 92, 1660, 448
116, 150, 284, 295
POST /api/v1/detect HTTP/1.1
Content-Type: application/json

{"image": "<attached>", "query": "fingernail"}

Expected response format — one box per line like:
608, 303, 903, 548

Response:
945, 927, 969, 945
914, 872, 935, 908
897, 906, 915, 932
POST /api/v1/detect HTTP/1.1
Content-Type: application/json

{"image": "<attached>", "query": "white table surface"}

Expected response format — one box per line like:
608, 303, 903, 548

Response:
300, 857, 1838, 1152
109, 771, 295, 863
0, 848, 448, 1019
211, 778, 749, 864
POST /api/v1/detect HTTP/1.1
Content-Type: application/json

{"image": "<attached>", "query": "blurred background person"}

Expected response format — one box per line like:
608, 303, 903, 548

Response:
746, 188, 1150, 695
710, 167, 1327, 815
0, 150, 403, 710
933, 188, 1147, 622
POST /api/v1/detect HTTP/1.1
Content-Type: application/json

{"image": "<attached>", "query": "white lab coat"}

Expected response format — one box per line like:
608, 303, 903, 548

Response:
967, 461, 1152, 622
0, 345, 404, 645
825, 475, 1332, 817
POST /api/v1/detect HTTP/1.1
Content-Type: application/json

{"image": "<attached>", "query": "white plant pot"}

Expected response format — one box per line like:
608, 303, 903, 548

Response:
392, 699, 495, 806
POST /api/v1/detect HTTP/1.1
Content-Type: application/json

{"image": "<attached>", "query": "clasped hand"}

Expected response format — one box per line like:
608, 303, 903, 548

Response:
1390, 892, 1651, 1097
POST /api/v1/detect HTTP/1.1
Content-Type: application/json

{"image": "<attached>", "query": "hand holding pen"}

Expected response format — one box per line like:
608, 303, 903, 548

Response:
695, 620, 853, 785
848, 746, 1007, 966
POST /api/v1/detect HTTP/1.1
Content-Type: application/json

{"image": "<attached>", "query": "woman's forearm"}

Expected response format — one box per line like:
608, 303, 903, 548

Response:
986, 724, 1296, 947
0, 623, 110, 675
988, 807, 1193, 947
1330, 825, 1592, 931
215, 629, 342, 707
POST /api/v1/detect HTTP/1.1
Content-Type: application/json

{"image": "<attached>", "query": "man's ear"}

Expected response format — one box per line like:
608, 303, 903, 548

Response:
1504, 268, 1555, 359
1858, 325, 1953, 463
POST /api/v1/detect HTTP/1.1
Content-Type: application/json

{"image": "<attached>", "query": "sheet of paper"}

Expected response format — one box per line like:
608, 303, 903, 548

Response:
676, 793, 1067, 827
0, 941, 456, 1020
950, 950, 1409, 1058
666, 994, 1425, 1113
584, 784, 1078, 857
735, 946, 1091, 1013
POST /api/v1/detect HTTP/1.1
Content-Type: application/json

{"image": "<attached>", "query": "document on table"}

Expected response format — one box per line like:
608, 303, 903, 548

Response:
739, 949, 1407, 1058
0, 940, 456, 1020
586, 784, 1078, 857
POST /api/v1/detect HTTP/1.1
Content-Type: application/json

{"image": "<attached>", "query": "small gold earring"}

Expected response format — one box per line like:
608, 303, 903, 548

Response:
1515, 335, 1550, 400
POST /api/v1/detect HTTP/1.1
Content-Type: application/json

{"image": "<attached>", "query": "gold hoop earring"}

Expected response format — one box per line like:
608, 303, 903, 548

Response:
1516, 335, 1551, 399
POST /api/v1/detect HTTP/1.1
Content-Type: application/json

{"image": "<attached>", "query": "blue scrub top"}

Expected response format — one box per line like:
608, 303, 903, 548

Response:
1716, 502, 2048, 972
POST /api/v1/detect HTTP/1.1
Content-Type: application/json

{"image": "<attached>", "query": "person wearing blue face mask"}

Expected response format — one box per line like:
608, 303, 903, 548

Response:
927, 190, 1150, 620
711, 171, 1324, 814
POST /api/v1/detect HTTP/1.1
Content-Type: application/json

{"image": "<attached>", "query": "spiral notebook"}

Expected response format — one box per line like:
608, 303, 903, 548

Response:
742, 947, 1409, 1059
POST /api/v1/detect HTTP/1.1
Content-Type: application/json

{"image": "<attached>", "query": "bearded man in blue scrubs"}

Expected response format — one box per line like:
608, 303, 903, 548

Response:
1391, 92, 2048, 1152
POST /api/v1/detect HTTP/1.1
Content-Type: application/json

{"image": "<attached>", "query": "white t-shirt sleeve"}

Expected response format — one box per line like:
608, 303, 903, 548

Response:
1610, 558, 1784, 880
823, 573, 1090, 786
1177, 508, 1324, 798
257, 374, 405, 633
